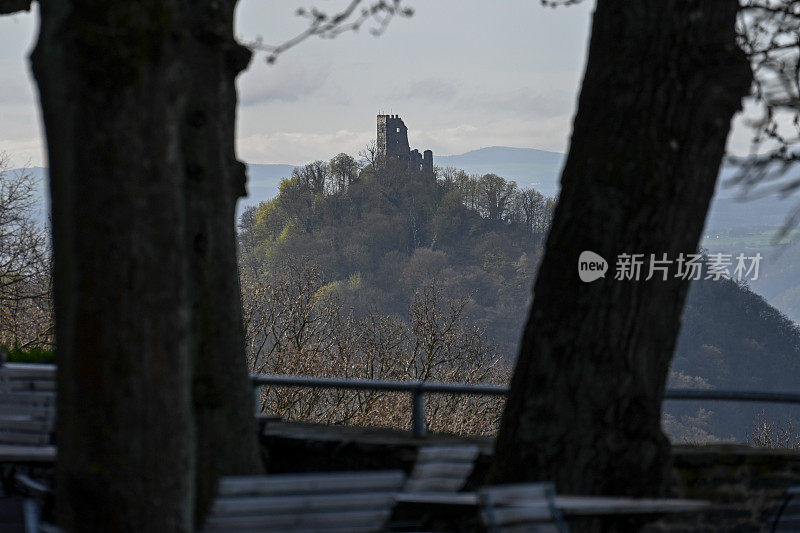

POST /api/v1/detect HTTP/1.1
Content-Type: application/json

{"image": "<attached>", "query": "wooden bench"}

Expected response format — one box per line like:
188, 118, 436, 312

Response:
204, 470, 405, 532
403, 445, 480, 493
0, 365, 55, 393
0, 392, 56, 447
0, 364, 56, 498
479, 482, 569, 533
0, 364, 56, 464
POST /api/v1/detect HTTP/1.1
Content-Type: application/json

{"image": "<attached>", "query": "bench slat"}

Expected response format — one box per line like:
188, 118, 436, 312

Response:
482, 483, 553, 502
405, 478, 469, 492
409, 461, 474, 479
205, 508, 392, 530
0, 368, 56, 456
218, 471, 404, 497
0, 364, 56, 380
207, 471, 403, 532
0, 418, 50, 433
405, 446, 479, 494
205, 525, 380, 533
0, 445, 56, 462
5, 381, 55, 392
415, 445, 479, 463
0, 393, 55, 405
489, 503, 554, 524
0, 405, 53, 419
480, 482, 565, 533
495, 523, 560, 533
0, 431, 50, 446
212, 492, 395, 515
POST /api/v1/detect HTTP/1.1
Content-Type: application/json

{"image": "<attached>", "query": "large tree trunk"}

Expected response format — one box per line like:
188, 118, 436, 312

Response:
491, 0, 751, 499
30, 0, 261, 529
32, 2, 194, 530
180, 0, 263, 524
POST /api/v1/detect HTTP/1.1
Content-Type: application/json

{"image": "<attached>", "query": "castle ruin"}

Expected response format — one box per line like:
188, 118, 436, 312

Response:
377, 114, 433, 178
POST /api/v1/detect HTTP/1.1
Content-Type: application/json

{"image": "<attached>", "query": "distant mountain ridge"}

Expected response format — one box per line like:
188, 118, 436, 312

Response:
15, 147, 800, 231
436, 146, 564, 196
435, 147, 800, 232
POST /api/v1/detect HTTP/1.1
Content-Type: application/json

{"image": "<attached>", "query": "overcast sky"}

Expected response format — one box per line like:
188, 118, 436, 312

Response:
1, 1, 753, 167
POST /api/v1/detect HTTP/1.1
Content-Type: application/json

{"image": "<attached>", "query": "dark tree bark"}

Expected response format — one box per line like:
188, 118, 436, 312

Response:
179, 0, 263, 524
32, 2, 195, 529
491, 0, 751, 499
29, 0, 261, 529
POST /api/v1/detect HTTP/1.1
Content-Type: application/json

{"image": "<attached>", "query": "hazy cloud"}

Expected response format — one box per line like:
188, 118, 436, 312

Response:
416, 117, 570, 157
238, 129, 373, 165
0, 138, 45, 167
237, 61, 332, 106
465, 87, 576, 120
0, 82, 36, 105
390, 77, 460, 102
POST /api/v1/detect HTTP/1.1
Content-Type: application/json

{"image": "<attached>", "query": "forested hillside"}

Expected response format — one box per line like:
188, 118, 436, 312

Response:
239, 155, 555, 359
667, 278, 800, 441
239, 154, 800, 441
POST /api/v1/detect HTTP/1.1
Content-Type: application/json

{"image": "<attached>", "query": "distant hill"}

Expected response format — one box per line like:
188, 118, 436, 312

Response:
436, 146, 564, 196
436, 147, 800, 232
240, 147, 567, 210
668, 277, 800, 441
241, 163, 296, 211
239, 161, 552, 360
18, 148, 800, 232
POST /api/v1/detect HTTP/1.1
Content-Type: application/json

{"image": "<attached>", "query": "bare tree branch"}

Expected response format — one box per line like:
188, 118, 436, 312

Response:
245, 0, 414, 64
728, 2, 800, 231
538, 0, 800, 238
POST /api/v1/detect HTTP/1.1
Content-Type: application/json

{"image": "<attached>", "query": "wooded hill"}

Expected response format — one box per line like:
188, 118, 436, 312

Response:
239, 156, 555, 359
238, 155, 800, 442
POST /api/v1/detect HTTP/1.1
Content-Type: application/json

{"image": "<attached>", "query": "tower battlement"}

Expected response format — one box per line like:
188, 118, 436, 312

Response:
376, 114, 433, 178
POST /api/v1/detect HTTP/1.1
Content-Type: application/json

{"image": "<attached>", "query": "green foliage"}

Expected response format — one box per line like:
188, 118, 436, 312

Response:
239, 158, 554, 356
0, 345, 55, 364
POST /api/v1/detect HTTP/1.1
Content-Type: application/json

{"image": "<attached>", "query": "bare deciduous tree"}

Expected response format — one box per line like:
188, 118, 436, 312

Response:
358, 140, 381, 172
242, 259, 509, 435
747, 410, 800, 449
0, 153, 52, 349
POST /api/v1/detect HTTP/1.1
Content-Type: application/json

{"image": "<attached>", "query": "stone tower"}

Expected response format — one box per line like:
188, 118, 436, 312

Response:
376, 114, 433, 178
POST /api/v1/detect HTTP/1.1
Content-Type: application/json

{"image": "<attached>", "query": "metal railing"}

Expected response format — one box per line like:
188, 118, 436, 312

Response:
251, 373, 800, 438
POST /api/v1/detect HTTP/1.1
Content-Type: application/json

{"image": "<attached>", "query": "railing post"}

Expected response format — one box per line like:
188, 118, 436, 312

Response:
253, 384, 262, 417
412, 384, 426, 438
